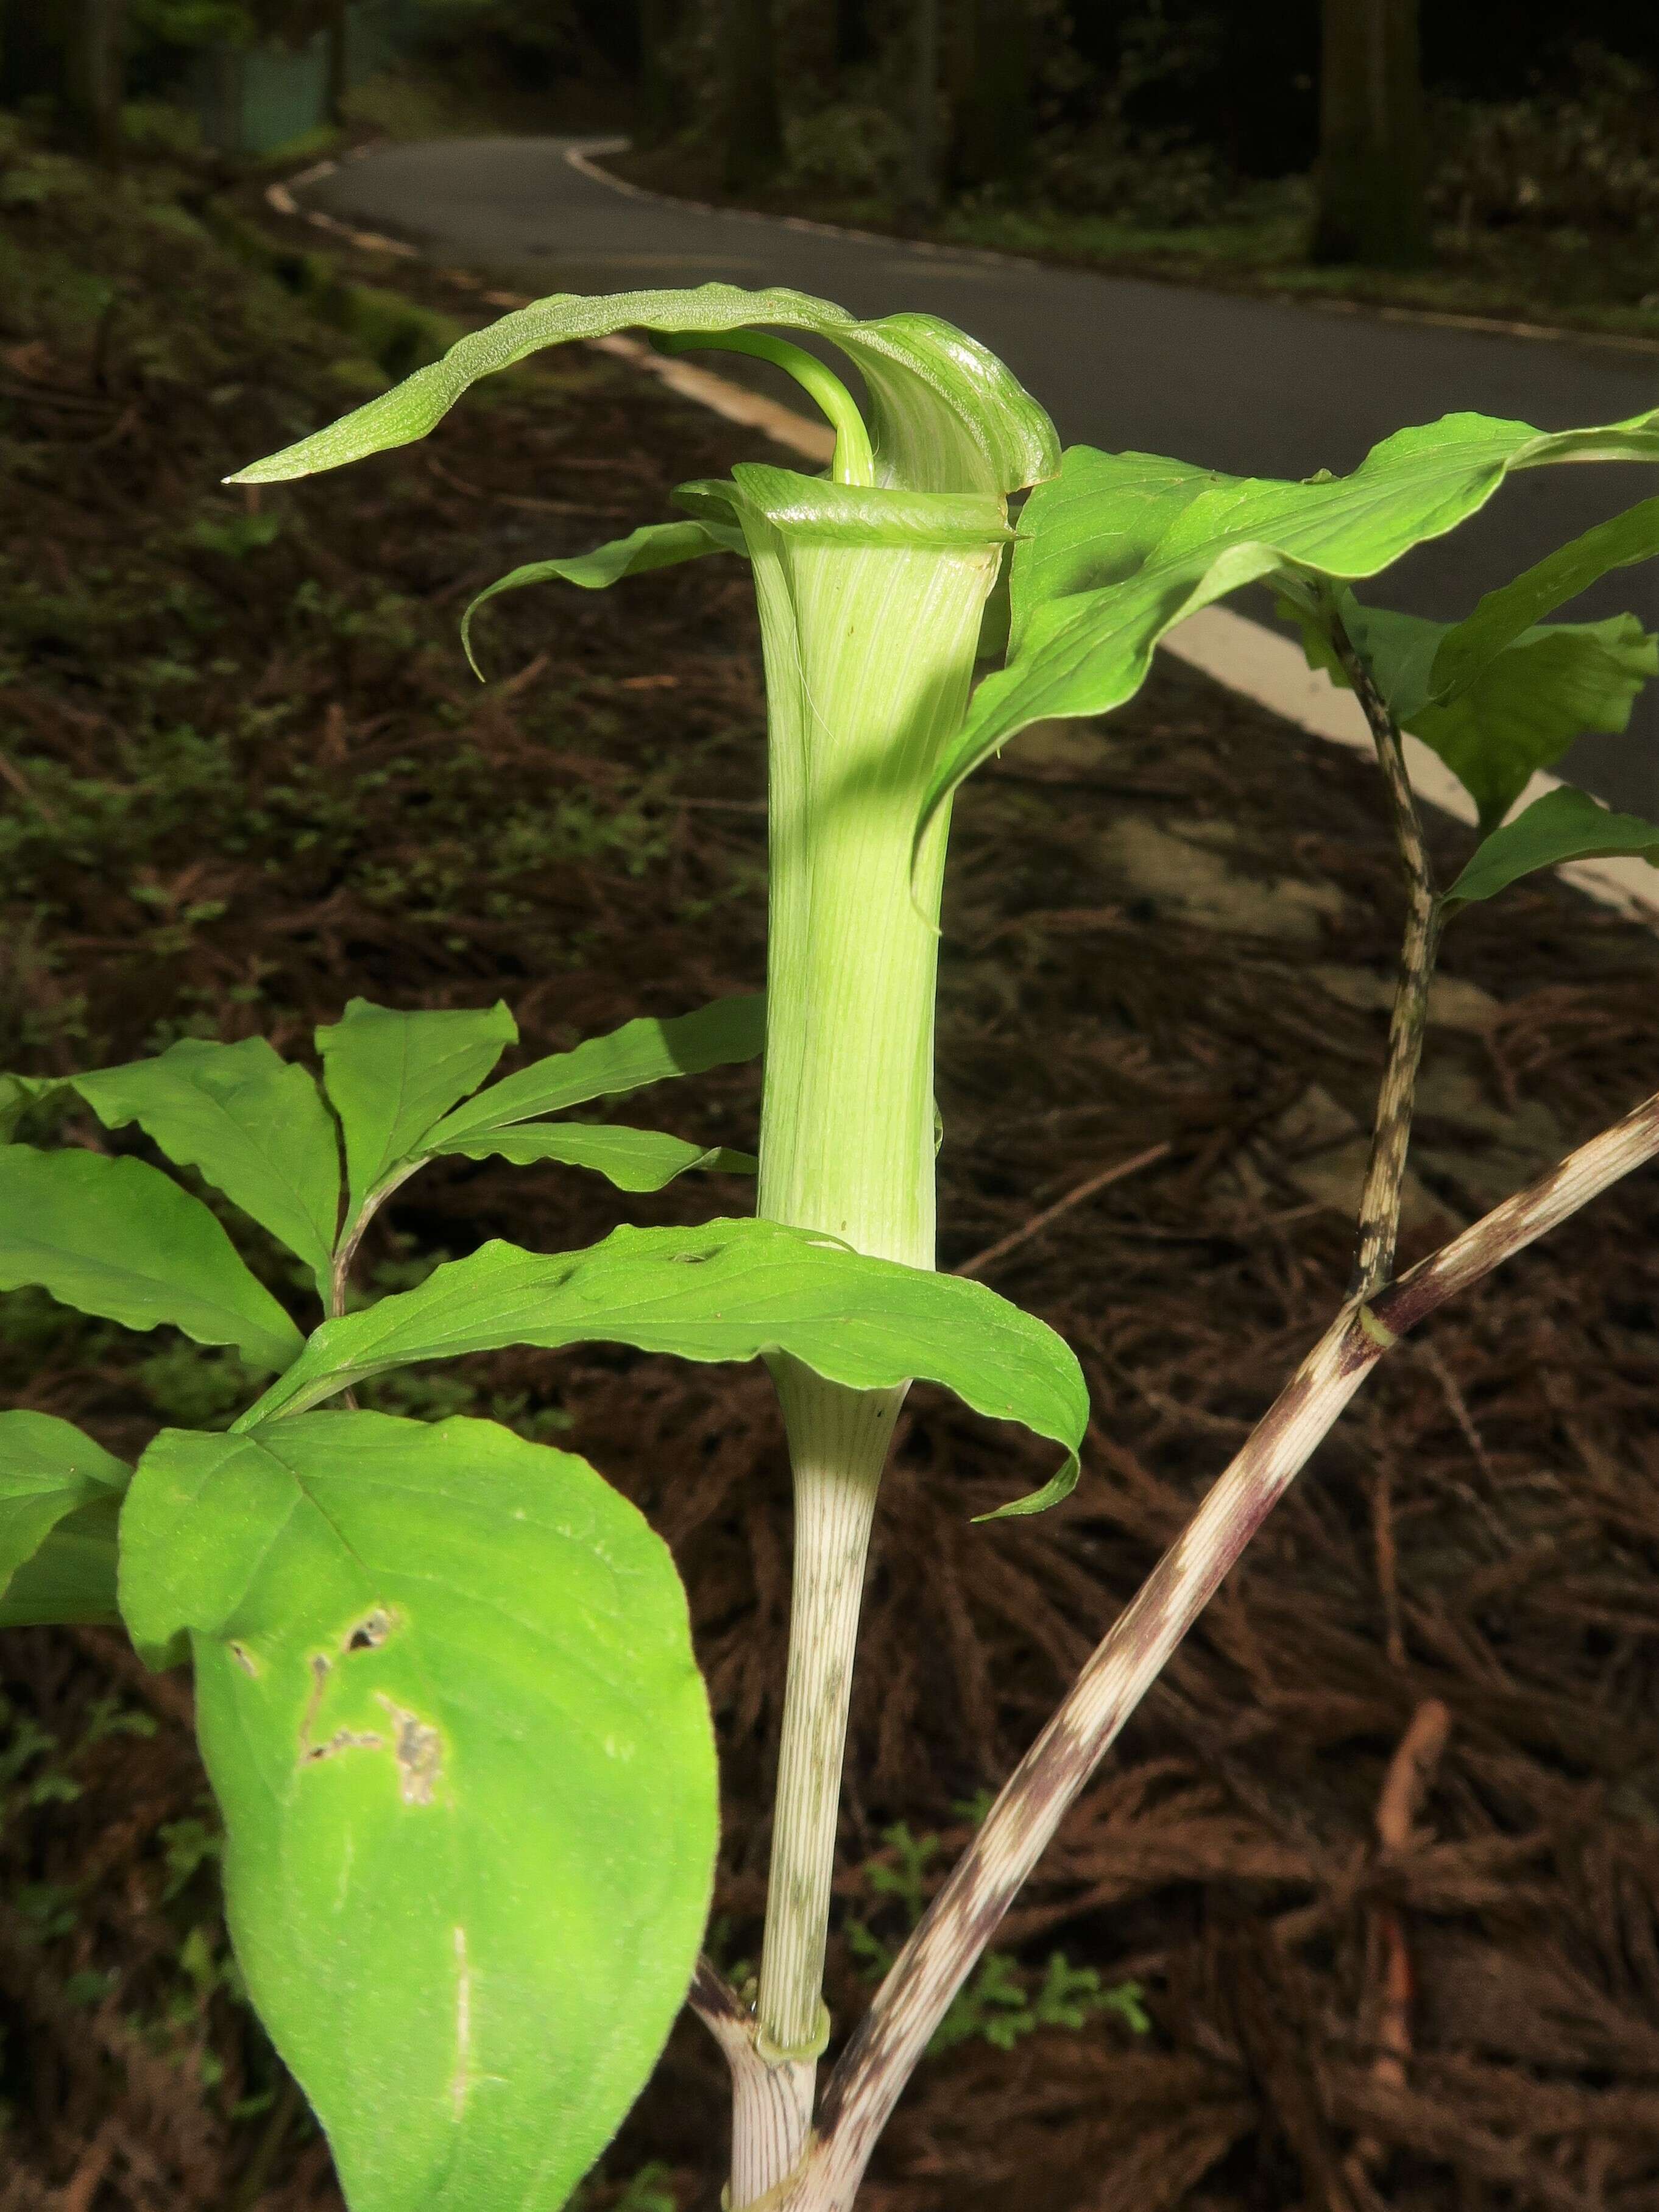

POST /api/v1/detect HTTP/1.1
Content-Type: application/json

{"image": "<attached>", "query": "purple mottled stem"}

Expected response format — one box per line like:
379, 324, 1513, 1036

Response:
784, 1086, 1659, 2212
1326, 598, 1440, 1300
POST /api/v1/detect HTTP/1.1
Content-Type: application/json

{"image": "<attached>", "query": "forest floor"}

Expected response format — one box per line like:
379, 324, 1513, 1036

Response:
4, 122, 1659, 2212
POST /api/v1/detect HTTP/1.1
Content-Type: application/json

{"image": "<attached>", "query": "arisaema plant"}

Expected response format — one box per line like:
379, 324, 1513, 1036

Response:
7, 281, 1659, 2212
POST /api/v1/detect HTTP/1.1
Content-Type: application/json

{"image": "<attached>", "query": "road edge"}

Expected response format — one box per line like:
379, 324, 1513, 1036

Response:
567, 138, 1659, 362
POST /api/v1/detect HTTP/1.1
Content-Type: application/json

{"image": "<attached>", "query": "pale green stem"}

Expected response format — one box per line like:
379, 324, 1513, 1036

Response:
733, 476, 1003, 2189
755, 1369, 902, 2062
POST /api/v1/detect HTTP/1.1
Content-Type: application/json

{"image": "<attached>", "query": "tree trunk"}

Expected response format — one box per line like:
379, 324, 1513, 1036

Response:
69, 0, 126, 164
720, 0, 782, 191
949, 0, 1030, 195
638, 0, 682, 146
1314, 0, 1429, 266
835, 0, 872, 71
322, 0, 349, 128
908, 0, 940, 217
776, 0, 835, 110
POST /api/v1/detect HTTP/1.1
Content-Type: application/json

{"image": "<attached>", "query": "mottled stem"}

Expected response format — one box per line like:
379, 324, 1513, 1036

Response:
757, 1371, 902, 2065
785, 1086, 1659, 2212
1326, 596, 1441, 1299
689, 1959, 815, 2210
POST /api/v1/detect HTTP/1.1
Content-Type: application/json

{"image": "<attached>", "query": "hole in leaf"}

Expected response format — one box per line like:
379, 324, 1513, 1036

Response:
345, 1606, 394, 1653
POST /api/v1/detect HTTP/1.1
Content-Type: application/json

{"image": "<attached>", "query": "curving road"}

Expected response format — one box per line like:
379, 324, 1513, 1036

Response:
302, 138, 1659, 810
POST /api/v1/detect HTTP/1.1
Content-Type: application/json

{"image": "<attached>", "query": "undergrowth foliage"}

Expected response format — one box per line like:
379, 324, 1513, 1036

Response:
7, 119, 1659, 2212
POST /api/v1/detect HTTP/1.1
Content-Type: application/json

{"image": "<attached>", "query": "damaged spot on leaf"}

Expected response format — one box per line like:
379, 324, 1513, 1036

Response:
292, 1626, 442, 1802
305, 1725, 386, 1765
345, 1605, 395, 1653
228, 1641, 259, 1677
298, 1651, 331, 1752
375, 1695, 443, 1806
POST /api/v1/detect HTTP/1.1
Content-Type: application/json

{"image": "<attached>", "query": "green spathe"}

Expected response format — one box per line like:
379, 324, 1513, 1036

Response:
228, 283, 1059, 500
119, 1412, 718, 2212
730, 467, 1010, 1273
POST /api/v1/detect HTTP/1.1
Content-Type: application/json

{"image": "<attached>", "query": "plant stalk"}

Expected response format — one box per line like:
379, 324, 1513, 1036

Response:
732, 472, 1003, 2197
1326, 597, 1441, 1298
756, 1371, 900, 2062
690, 1961, 815, 2210
787, 1084, 1659, 2211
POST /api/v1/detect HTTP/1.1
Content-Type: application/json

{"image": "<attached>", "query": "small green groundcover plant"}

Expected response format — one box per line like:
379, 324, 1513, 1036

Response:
6, 282, 1659, 2211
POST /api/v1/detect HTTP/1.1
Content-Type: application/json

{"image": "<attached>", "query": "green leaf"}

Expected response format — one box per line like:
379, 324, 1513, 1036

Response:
670, 475, 748, 536
316, 1000, 517, 1214
118, 1412, 716, 2212
976, 548, 1013, 664
1282, 586, 1442, 721
0, 1148, 304, 1373
72, 1039, 342, 1300
0, 1411, 128, 1624
0, 1074, 66, 1143
461, 518, 743, 679
1289, 592, 1658, 831
0, 1495, 124, 1628
227, 283, 1060, 498
437, 1123, 757, 1191
1445, 785, 1659, 905
1413, 617, 1657, 829
1007, 448, 1223, 652
925, 407, 1659, 835
426, 993, 765, 1150
233, 1218, 1087, 1514
1431, 494, 1659, 702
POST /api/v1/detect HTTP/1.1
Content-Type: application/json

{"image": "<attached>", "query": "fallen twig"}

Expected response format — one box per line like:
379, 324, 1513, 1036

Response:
953, 1142, 1172, 1279
1346, 1698, 1451, 2180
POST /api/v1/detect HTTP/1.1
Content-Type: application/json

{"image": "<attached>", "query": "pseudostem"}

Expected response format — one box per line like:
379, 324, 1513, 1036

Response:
734, 430, 1005, 2184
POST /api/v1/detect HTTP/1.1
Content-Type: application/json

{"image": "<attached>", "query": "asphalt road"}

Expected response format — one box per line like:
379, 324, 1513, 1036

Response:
303, 137, 1659, 810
